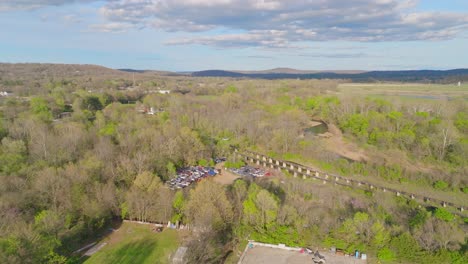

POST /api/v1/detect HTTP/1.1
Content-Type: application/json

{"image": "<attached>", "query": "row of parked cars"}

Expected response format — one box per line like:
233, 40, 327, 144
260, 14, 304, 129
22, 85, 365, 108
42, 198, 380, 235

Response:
167, 166, 219, 190
229, 166, 270, 178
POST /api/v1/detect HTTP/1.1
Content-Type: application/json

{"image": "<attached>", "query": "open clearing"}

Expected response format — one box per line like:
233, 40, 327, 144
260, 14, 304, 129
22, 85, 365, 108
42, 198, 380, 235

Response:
83, 222, 179, 264
214, 163, 240, 185
241, 246, 367, 264
318, 123, 368, 162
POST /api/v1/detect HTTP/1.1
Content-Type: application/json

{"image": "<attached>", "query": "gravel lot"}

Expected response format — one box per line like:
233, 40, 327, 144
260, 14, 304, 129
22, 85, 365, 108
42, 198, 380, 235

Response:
241, 246, 367, 264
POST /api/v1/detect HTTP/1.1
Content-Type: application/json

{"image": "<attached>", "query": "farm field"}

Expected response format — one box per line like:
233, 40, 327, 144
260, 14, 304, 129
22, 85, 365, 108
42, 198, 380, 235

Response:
83, 222, 180, 264
337, 83, 468, 99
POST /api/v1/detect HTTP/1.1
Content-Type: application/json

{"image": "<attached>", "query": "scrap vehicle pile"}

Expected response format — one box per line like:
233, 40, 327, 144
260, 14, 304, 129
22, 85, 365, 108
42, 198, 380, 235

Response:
214, 157, 227, 163
168, 166, 218, 189
229, 166, 270, 178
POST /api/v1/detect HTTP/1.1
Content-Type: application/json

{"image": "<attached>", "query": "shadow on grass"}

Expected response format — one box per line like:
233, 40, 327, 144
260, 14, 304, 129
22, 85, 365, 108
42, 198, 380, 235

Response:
65, 218, 124, 258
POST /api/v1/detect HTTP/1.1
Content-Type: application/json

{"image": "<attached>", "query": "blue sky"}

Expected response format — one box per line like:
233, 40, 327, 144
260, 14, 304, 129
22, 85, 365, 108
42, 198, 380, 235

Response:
1, 0, 468, 71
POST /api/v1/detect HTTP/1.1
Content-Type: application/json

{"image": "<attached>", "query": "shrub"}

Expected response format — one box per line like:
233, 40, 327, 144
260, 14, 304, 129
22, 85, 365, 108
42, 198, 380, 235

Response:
434, 208, 454, 222
454, 112, 468, 133
409, 210, 428, 228
377, 247, 396, 262
433, 180, 449, 190
224, 161, 244, 169
198, 159, 208, 166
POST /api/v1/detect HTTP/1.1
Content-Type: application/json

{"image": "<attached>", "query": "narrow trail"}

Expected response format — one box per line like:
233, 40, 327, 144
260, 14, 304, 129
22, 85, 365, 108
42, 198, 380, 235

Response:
235, 150, 467, 216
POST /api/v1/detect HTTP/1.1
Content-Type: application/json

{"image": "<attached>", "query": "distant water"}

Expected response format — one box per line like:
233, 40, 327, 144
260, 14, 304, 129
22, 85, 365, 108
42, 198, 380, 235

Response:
305, 122, 328, 135
376, 94, 453, 100
402, 94, 451, 100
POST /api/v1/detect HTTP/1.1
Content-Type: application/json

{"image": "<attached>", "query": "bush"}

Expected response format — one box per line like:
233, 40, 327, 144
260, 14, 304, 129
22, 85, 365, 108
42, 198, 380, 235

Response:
454, 112, 468, 133
433, 208, 454, 222
433, 180, 449, 190
198, 159, 208, 166
224, 161, 244, 169
409, 210, 428, 228
377, 247, 396, 262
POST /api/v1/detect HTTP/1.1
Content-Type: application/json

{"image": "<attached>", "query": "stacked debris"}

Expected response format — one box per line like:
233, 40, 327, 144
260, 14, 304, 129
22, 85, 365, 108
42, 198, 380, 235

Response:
313, 250, 326, 263
229, 166, 269, 178
167, 166, 218, 190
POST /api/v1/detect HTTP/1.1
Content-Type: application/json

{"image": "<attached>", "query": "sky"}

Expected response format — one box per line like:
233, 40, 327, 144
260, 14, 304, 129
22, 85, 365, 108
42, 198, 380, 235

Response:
1, 0, 468, 71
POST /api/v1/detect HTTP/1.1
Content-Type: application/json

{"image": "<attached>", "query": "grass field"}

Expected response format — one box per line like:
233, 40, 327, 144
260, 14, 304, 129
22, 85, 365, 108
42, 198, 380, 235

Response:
83, 222, 180, 264
337, 83, 468, 99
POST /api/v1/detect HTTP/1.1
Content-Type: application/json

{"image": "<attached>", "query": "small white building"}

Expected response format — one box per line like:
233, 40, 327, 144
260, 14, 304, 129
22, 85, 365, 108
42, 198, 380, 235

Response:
157, 90, 171, 94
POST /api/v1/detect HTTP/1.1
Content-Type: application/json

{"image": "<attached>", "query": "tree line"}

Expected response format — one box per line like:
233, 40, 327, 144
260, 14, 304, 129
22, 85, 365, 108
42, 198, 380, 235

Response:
0, 75, 466, 263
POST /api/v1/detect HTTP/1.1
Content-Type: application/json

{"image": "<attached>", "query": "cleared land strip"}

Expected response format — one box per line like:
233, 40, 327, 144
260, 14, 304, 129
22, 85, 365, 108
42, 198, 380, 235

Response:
236, 150, 467, 215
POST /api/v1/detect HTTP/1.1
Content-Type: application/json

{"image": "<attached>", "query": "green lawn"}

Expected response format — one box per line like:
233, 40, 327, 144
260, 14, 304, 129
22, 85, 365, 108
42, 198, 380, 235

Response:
84, 222, 180, 264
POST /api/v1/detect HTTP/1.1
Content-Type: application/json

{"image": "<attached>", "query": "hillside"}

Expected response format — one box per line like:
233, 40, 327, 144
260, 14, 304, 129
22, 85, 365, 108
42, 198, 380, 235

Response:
235, 68, 365, 75
0, 63, 127, 80
192, 68, 468, 82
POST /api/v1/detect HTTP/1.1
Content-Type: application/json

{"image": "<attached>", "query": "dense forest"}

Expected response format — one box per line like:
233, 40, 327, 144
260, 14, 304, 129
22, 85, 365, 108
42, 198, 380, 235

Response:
0, 65, 467, 263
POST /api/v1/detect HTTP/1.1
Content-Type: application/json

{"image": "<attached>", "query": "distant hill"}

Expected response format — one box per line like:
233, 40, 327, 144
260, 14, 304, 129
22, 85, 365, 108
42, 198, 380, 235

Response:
234, 68, 365, 75
192, 68, 468, 82
0, 63, 126, 80
118, 68, 148, 73
2, 63, 468, 83
118, 68, 183, 76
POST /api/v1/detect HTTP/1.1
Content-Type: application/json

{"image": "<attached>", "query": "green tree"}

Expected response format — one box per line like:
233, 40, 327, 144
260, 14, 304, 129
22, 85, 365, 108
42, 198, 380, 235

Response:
30, 97, 53, 121
390, 232, 424, 262
341, 114, 369, 139
0, 138, 27, 174
255, 190, 279, 229
172, 191, 185, 222
81, 95, 103, 112
185, 180, 233, 231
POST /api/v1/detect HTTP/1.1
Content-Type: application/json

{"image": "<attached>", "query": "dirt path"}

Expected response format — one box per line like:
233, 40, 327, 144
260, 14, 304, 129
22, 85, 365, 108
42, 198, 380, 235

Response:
213, 163, 240, 185
320, 123, 435, 174
319, 123, 368, 162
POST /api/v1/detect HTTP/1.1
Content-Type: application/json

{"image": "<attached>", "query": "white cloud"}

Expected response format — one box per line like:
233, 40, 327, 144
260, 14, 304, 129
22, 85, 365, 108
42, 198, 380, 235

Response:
0, 0, 98, 11
166, 31, 296, 48
2, 0, 468, 48
94, 0, 468, 47
62, 14, 82, 24
88, 22, 134, 33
